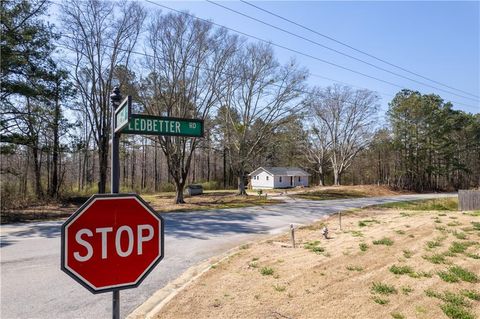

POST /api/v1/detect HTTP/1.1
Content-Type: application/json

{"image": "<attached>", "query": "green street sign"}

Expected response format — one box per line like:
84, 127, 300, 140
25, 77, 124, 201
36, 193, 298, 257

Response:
114, 96, 131, 133
122, 114, 204, 138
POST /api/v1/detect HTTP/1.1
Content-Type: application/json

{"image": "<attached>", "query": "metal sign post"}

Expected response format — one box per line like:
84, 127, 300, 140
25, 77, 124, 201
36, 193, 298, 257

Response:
110, 87, 122, 319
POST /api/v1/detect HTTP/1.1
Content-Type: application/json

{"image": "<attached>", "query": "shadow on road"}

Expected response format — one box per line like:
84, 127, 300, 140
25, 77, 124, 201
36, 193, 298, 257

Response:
163, 210, 276, 239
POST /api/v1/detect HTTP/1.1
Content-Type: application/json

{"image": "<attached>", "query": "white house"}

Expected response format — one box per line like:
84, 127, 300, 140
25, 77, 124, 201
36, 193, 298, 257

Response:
249, 167, 310, 189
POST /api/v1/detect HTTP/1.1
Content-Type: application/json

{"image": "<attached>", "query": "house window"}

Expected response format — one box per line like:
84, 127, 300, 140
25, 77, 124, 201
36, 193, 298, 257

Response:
266, 176, 269, 181
298, 177, 301, 182
279, 176, 282, 182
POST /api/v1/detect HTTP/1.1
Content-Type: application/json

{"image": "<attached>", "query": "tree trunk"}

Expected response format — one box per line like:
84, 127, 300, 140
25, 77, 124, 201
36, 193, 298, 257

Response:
32, 143, 43, 198
333, 169, 341, 186
50, 97, 60, 198
98, 145, 108, 194
174, 180, 186, 204
237, 167, 247, 195
318, 174, 325, 186
154, 139, 159, 192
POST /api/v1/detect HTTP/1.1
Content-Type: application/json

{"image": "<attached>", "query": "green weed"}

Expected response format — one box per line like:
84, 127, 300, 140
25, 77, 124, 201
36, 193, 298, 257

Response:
372, 297, 389, 305
453, 231, 467, 240
358, 243, 368, 251
401, 286, 413, 295
351, 230, 363, 237
346, 265, 364, 272
390, 312, 405, 319
389, 265, 414, 275
449, 266, 478, 283
272, 284, 286, 292
373, 237, 394, 246
438, 270, 460, 283
371, 282, 397, 295
461, 290, 480, 301
426, 240, 442, 249
423, 253, 446, 264
260, 267, 274, 276
403, 249, 413, 258
395, 230, 406, 235
440, 303, 475, 319
359, 243, 369, 252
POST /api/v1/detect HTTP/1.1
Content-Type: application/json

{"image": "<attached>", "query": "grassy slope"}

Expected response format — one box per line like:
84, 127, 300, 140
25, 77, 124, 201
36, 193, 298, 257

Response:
157, 199, 480, 319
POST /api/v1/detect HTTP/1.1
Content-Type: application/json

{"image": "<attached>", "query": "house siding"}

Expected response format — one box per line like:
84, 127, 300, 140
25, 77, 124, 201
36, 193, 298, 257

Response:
251, 170, 274, 189
250, 167, 310, 189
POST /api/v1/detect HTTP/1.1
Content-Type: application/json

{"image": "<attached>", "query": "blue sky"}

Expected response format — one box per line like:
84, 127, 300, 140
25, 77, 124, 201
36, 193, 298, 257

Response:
145, 1, 480, 116
50, 1, 480, 117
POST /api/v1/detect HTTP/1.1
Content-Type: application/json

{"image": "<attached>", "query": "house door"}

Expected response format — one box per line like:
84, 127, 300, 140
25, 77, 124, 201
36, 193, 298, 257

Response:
290, 176, 293, 186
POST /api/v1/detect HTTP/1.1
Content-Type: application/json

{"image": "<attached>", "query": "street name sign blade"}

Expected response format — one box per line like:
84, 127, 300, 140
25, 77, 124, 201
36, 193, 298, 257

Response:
122, 114, 204, 138
61, 194, 164, 294
114, 96, 131, 133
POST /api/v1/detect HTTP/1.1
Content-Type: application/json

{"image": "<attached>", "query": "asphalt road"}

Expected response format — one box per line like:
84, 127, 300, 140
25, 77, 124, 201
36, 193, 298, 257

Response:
0, 193, 454, 319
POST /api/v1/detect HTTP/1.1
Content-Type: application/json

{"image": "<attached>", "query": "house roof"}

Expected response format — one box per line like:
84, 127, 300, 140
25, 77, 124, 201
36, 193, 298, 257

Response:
249, 167, 311, 177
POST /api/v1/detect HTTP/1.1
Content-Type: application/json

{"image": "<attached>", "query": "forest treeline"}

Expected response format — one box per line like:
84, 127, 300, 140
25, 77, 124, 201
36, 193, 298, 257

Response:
1, 0, 479, 210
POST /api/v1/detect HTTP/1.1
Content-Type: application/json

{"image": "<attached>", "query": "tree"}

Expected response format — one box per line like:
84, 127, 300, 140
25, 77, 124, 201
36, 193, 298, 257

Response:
220, 43, 308, 194
141, 12, 239, 203
388, 89, 480, 191
60, 0, 146, 193
308, 85, 379, 185
304, 121, 330, 186
1, 0, 71, 199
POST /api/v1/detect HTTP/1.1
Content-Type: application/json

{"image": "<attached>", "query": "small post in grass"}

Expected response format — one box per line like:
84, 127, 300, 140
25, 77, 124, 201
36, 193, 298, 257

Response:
290, 224, 296, 248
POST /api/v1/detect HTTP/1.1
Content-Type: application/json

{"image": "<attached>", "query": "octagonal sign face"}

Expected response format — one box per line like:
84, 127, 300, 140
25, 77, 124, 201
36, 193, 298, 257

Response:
61, 194, 164, 294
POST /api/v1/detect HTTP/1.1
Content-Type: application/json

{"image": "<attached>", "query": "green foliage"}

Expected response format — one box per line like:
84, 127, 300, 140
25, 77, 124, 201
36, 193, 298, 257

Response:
401, 286, 413, 295
359, 243, 369, 252
448, 266, 478, 283
471, 222, 480, 231
448, 242, 469, 254
438, 266, 478, 283
346, 265, 363, 272
304, 241, 325, 254
389, 265, 414, 275
390, 312, 405, 319
372, 297, 389, 305
423, 253, 446, 264
425, 289, 477, 319
371, 282, 397, 295
272, 284, 286, 292
461, 290, 480, 301
375, 198, 458, 211
452, 231, 467, 240
426, 239, 442, 249
438, 271, 460, 283
403, 249, 413, 258
260, 267, 274, 276
373, 237, 394, 246
388, 89, 480, 192
440, 303, 475, 319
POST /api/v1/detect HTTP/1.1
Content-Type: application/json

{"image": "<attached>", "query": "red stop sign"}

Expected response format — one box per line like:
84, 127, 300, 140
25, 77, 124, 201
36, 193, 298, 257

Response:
61, 194, 164, 294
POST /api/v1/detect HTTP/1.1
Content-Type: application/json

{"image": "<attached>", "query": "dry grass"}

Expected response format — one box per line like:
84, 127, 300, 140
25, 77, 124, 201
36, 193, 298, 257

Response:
292, 185, 410, 200
156, 207, 480, 319
0, 190, 281, 223
142, 191, 280, 213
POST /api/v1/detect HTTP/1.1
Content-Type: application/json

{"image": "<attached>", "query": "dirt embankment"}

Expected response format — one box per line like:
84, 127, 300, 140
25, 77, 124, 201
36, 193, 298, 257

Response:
156, 207, 480, 319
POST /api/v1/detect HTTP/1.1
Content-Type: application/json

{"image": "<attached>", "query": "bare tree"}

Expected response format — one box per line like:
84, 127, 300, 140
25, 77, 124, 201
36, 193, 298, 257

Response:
221, 43, 308, 194
304, 118, 330, 186
308, 85, 379, 185
60, 0, 146, 193
141, 12, 238, 203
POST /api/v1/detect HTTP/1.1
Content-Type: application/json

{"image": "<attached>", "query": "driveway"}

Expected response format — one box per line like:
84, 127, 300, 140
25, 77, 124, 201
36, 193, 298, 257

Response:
0, 193, 455, 319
